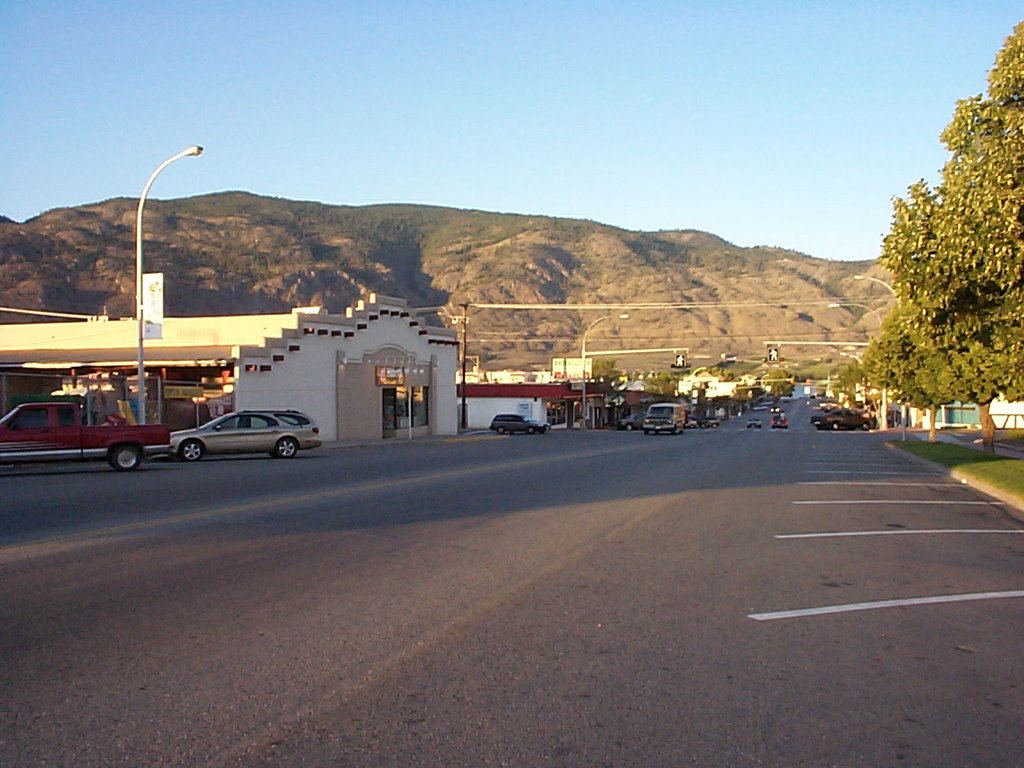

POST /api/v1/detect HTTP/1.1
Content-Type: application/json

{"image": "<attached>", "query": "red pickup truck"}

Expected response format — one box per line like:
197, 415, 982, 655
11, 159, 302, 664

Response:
0, 402, 171, 471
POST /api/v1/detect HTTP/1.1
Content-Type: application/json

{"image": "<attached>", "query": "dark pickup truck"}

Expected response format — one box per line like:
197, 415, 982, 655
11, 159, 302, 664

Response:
0, 402, 171, 470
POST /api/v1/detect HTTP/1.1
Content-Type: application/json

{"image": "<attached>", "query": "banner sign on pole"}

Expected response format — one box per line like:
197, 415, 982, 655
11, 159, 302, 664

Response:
143, 272, 164, 339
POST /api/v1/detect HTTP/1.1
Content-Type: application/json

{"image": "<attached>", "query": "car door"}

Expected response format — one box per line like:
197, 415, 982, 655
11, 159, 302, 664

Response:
203, 414, 245, 453
0, 407, 78, 461
246, 414, 281, 451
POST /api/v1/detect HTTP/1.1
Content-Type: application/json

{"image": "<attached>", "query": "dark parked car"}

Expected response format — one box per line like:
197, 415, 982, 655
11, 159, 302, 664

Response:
814, 408, 872, 431
616, 413, 645, 431
489, 413, 550, 434
694, 416, 720, 429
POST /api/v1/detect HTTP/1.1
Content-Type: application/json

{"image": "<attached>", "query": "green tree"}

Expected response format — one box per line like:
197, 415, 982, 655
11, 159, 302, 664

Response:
863, 309, 952, 442
881, 22, 1024, 451
761, 367, 795, 397
832, 360, 867, 406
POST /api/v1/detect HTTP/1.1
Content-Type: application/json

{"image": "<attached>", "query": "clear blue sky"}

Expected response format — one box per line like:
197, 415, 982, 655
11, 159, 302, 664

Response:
2, 2, 1020, 262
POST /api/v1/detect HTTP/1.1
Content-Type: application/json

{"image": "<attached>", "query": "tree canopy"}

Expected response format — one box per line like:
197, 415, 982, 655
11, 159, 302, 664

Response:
879, 21, 1024, 449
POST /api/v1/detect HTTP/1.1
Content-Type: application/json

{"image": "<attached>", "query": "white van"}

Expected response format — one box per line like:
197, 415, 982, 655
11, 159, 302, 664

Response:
643, 402, 688, 435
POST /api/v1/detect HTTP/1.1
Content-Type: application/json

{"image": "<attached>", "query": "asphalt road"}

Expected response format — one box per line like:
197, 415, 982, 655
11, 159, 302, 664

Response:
2, 401, 1023, 767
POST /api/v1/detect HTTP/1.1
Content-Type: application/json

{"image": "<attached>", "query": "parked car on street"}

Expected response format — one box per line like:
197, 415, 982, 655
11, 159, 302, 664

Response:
616, 413, 645, 431
489, 413, 550, 434
746, 417, 762, 429
0, 401, 170, 471
170, 409, 322, 461
813, 408, 872, 431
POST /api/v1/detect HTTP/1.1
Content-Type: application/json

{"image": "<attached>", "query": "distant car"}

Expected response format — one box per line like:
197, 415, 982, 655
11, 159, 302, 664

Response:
746, 417, 762, 429
694, 416, 720, 429
171, 409, 322, 461
490, 413, 550, 434
616, 413, 645, 431
814, 408, 872, 431
770, 413, 789, 429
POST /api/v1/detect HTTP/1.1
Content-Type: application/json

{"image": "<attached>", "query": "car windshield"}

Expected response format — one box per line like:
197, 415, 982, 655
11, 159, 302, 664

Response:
648, 407, 672, 417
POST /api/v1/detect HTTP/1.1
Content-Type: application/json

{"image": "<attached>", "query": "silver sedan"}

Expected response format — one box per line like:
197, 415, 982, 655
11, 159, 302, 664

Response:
170, 410, 322, 461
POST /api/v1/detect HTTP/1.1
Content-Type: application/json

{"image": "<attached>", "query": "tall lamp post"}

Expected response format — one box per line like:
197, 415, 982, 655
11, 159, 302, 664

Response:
580, 313, 628, 430
854, 274, 897, 296
828, 301, 886, 323
135, 145, 203, 424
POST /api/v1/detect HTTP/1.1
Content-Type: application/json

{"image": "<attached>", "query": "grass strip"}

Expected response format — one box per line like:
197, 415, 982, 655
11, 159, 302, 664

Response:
892, 441, 1024, 499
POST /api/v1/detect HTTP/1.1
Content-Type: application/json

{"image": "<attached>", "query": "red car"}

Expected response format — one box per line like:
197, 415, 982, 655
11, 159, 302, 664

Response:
770, 413, 789, 429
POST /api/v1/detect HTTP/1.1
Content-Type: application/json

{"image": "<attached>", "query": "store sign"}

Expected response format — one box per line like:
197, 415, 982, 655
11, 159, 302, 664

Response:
375, 366, 406, 386
551, 357, 589, 380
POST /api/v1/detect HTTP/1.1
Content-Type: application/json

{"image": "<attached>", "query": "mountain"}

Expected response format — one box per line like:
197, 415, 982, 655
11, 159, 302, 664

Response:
0, 191, 886, 370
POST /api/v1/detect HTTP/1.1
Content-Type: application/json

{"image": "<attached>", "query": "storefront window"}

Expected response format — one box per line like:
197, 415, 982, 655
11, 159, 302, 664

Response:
412, 386, 429, 427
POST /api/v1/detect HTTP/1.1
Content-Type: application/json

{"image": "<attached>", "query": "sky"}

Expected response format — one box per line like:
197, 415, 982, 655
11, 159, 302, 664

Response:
2, 2, 1021, 263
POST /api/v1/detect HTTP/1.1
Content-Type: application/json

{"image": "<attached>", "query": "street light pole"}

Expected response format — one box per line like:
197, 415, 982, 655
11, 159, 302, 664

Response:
580, 313, 628, 430
854, 274, 897, 296
135, 145, 203, 424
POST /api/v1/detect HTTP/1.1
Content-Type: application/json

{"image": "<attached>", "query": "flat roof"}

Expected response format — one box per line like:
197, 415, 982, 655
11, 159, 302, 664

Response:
0, 346, 237, 368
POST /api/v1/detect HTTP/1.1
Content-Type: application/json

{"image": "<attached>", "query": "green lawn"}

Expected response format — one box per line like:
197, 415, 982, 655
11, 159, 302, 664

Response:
892, 441, 1024, 499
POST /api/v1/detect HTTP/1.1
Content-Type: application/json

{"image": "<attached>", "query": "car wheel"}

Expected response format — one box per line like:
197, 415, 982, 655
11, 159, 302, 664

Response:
108, 444, 142, 471
831, 422, 839, 430
527, 426, 535, 434
178, 439, 204, 462
626, 423, 634, 431
273, 436, 299, 458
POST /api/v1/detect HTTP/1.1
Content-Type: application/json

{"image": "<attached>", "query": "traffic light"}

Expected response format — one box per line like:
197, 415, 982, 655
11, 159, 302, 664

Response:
671, 351, 688, 369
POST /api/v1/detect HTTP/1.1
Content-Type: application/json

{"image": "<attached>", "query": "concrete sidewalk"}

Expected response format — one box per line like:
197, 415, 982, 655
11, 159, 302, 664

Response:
887, 428, 1024, 524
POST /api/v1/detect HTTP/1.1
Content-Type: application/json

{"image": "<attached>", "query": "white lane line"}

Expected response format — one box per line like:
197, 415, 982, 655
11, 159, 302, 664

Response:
794, 500, 1001, 506
806, 470, 933, 475
776, 529, 1024, 539
749, 590, 1024, 621
798, 481, 965, 487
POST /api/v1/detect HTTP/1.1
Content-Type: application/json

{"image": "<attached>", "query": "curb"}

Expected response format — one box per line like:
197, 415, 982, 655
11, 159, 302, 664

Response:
886, 441, 1024, 525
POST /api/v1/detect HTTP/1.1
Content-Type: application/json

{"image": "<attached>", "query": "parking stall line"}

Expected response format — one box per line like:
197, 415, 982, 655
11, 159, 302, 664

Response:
775, 529, 1024, 539
798, 481, 965, 488
805, 470, 935, 476
793, 499, 1001, 506
749, 590, 1024, 621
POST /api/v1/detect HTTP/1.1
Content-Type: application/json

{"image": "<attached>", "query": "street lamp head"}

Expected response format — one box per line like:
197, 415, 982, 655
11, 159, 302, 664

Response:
186, 145, 204, 157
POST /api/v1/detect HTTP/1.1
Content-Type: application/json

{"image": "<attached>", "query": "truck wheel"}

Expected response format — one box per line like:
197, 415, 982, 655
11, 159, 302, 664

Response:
178, 439, 204, 462
272, 436, 299, 458
108, 444, 143, 471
